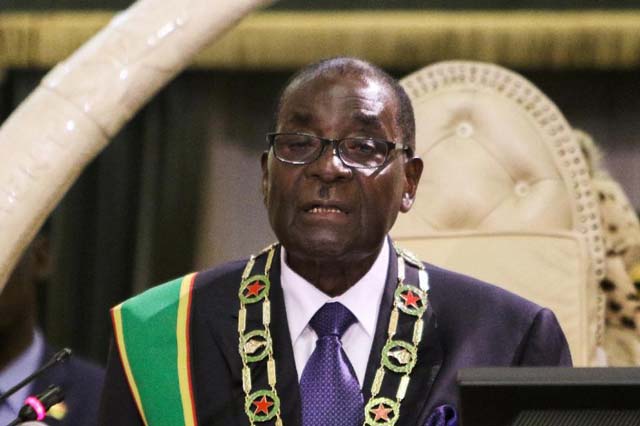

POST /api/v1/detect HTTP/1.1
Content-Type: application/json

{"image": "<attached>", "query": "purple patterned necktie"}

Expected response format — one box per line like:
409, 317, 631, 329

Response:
300, 302, 364, 426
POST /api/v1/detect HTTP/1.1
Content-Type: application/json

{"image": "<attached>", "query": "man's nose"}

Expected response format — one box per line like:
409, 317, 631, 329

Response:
305, 142, 352, 182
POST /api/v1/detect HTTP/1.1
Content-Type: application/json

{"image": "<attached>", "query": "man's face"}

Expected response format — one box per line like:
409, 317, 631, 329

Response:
261, 72, 421, 264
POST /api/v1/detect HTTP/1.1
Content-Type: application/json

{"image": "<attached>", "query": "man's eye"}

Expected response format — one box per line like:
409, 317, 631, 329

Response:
346, 139, 377, 155
357, 142, 376, 154
276, 134, 315, 150
285, 140, 314, 151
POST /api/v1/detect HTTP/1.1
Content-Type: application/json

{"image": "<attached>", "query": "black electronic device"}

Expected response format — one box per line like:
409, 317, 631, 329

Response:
5, 386, 64, 426
458, 367, 640, 426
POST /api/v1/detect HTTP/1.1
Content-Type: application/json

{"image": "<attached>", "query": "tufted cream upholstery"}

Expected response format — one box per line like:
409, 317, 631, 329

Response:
391, 61, 607, 366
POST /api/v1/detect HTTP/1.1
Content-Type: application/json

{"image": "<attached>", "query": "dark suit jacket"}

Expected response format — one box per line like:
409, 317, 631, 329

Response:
31, 345, 105, 426
98, 245, 571, 426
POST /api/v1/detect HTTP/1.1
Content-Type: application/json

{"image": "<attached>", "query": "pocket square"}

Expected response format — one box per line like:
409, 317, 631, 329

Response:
424, 404, 458, 426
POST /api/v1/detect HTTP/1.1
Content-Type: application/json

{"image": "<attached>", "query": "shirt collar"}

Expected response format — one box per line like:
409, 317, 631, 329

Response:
280, 238, 390, 344
0, 329, 45, 414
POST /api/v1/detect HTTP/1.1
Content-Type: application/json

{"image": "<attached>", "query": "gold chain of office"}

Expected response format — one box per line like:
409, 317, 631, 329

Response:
237, 243, 428, 426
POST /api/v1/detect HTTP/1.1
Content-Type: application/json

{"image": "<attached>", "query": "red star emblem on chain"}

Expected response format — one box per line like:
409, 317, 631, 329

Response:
246, 281, 265, 297
370, 403, 392, 421
252, 395, 273, 415
401, 290, 421, 308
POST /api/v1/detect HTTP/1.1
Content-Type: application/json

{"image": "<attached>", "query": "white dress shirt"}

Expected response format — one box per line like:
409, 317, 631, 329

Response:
280, 239, 389, 388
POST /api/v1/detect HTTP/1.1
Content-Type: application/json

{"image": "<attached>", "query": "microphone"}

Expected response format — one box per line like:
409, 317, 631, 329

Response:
0, 348, 71, 403
5, 386, 64, 426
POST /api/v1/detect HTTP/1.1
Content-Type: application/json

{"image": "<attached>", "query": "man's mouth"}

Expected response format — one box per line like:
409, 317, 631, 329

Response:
300, 199, 351, 219
307, 206, 346, 214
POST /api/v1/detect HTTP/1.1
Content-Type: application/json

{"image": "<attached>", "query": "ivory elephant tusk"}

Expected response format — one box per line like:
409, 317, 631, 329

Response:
0, 0, 273, 293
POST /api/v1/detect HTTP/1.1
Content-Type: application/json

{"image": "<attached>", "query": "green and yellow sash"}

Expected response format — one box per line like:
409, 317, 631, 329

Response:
111, 273, 198, 426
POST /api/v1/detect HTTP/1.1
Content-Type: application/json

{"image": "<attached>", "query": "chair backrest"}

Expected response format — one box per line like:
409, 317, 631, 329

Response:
391, 61, 607, 366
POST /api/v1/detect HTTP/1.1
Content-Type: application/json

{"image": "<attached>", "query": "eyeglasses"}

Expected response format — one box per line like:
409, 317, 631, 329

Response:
266, 132, 412, 169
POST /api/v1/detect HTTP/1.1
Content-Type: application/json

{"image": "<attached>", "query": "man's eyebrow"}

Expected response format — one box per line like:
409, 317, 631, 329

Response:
351, 111, 384, 132
283, 110, 312, 127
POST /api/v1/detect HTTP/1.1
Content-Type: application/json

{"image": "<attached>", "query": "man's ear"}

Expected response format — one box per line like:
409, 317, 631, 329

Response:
260, 151, 269, 204
400, 156, 423, 213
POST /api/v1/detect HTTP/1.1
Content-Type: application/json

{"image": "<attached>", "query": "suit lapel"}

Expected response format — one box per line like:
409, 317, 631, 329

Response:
269, 252, 302, 426
362, 242, 398, 400
362, 241, 444, 426
398, 306, 443, 426
222, 249, 301, 426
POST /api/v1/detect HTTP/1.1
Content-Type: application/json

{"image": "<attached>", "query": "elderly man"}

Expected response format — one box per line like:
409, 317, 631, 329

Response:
98, 57, 571, 426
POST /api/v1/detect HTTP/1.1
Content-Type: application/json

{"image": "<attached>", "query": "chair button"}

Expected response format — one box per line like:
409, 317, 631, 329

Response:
456, 121, 474, 138
514, 181, 530, 197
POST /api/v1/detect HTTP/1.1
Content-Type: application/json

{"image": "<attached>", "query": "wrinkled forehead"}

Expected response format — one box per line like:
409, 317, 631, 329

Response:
276, 73, 400, 133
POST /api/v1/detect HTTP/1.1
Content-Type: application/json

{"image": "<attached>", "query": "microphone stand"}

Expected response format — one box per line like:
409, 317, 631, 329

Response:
0, 348, 71, 403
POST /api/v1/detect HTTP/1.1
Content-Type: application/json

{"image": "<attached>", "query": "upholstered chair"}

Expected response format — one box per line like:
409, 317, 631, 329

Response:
391, 61, 606, 366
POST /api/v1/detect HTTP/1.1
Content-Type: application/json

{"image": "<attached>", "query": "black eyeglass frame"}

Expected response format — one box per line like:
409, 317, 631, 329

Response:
266, 132, 413, 169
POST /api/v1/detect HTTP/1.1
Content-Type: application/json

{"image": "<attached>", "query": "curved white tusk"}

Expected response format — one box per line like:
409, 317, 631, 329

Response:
0, 0, 273, 293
